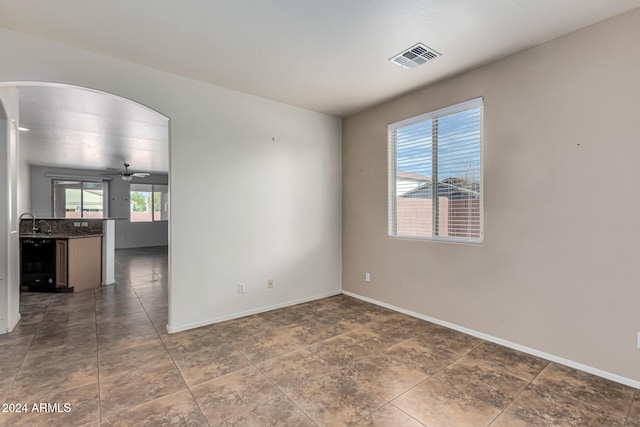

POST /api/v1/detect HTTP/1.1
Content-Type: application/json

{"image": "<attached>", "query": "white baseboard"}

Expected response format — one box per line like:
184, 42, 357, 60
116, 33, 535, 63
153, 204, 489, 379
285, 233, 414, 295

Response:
166, 290, 342, 334
342, 290, 640, 390
3, 313, 21, 334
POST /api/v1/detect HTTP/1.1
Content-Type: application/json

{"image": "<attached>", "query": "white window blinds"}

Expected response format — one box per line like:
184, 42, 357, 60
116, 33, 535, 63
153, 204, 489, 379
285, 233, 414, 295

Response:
388, 98, 483, 243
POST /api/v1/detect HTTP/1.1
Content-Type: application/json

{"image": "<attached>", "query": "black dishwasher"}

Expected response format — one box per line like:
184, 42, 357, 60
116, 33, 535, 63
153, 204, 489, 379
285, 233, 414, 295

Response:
21, 238, 56, 292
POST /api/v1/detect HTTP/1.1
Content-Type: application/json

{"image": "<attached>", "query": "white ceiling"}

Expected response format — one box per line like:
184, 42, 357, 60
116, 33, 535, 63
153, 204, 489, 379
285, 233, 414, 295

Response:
2, 0, 640, 171
16, 84, 169, 173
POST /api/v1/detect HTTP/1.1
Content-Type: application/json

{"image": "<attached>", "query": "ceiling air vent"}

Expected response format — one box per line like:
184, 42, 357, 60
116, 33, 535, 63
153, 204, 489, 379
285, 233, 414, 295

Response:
389, 43, 441, 68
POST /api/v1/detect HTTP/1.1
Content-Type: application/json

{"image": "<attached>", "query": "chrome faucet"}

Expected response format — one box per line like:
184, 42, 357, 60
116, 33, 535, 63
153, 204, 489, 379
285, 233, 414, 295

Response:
19, 212, 38, 233
38, 219, 52, 235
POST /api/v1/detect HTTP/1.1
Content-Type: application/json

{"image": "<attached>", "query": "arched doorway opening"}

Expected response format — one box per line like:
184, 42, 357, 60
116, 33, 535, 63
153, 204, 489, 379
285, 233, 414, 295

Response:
0, 82, 171, 334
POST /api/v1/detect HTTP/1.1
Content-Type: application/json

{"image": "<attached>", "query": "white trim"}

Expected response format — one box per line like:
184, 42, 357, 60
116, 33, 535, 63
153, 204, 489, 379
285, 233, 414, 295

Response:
4, 313, 21, 334
45, 173, 112, 181
342, 290, 640, 390
388, 97, 483, 130
166, 290, 342, 334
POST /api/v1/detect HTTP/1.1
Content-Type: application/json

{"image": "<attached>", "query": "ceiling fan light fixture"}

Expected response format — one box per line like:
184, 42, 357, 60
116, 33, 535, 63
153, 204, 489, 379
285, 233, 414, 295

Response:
102, 162, 151, 181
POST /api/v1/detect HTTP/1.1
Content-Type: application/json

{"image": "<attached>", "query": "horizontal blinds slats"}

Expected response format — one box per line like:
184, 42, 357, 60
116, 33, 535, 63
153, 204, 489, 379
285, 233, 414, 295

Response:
389, 98, 482, 242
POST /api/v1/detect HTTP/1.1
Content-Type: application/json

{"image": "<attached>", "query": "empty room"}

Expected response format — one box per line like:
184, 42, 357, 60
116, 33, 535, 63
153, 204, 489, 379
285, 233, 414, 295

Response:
1, 1, 639, 426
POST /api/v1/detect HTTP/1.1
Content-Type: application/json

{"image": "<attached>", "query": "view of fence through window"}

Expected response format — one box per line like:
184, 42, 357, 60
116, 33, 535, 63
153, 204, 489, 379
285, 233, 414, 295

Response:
130, 183, 168, 222
52, 180, 105, 218
389, 99, 482, 242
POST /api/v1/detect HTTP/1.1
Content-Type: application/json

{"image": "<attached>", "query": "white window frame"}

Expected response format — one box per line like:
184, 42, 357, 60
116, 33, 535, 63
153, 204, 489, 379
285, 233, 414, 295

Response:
51, 178, 110, 218
129, 183, 168, 223
388, 97, 483, 243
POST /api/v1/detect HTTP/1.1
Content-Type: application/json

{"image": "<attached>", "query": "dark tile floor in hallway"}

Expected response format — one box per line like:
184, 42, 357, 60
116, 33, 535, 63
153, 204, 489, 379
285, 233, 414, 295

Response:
0, 246, 639, 426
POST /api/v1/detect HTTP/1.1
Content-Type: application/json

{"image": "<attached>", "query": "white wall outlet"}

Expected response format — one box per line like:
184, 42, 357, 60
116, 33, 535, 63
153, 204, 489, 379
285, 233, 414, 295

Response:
267, 279, 273, 288
237, 282, 245, 294
365, 272, 371, 282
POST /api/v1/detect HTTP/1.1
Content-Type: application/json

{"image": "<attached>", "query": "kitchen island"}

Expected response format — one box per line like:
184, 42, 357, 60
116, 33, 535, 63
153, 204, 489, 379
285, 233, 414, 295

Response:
19, 217, 119, 292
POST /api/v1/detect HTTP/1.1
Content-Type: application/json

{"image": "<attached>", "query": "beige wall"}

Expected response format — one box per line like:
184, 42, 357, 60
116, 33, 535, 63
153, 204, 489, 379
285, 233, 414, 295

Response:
343, 8, 640, 384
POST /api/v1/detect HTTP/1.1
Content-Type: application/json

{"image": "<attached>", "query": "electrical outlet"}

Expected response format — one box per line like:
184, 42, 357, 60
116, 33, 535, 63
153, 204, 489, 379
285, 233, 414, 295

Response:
365, 272, 371, 282
267, 279, 273, 289
74, 222, 80, 227
237, 282, 245, 294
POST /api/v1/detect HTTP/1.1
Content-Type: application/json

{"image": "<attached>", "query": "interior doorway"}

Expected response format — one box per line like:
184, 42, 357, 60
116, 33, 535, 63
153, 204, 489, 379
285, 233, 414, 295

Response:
0, 82, 171, 333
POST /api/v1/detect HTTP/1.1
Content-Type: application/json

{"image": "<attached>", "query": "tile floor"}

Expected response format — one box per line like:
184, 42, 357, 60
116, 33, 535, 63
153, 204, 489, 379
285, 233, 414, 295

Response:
0, 246, 639, 426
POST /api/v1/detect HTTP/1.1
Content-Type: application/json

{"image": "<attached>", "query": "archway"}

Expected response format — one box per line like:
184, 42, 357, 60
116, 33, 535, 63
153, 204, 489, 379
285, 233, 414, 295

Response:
0, 82, 171, 333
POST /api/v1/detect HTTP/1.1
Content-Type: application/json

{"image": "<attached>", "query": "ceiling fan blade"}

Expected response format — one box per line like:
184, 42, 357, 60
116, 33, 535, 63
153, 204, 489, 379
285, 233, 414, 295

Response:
131, 172, 151, 178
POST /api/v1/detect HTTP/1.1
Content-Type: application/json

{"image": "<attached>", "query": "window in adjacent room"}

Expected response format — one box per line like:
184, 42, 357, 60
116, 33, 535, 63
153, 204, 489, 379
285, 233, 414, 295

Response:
52, 180, 108, 218
130, 183, 168, 222
388, 97, 483, 243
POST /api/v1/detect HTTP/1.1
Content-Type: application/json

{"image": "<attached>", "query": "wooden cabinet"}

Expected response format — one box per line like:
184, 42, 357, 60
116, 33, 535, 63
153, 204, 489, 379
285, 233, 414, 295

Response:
55, 239, 68, 288
55, 236, 102, 291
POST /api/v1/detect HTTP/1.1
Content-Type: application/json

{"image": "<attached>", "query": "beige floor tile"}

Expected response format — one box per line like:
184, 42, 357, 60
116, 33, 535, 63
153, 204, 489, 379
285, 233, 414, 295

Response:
385, 338, 458, 375
101, 389, 207, 427
11, 352, 98, 397
161, 323, 223, 350
40, 308, 96, 329
96, 321, 159, 352
218, 395, 316, 426
191, 366, 282, 425
466, 342, 549, 382
169, 340, 251, 387
489, 411, 539, 427
392, 378, 501, 427
355, 404, 425, 426
229, 329, 299, 363
214, 315, 273, 339
627, 393, 640, 427
345, 352, 428, 401
287, 374, 386, 426
99, 361, 186, 418
434, 356, 529, 409
533, 362, 635, 420
29, 322, 97, 351
0, 340, 32, 370
256, 348, 338, 392
312, 334, 393, 369
306, 327, 379, 354
98, 340, 172, 379
413, 325, 483, 356
277, 319, 352, 346
0, 382, 100, 427
503, 384, 625, 426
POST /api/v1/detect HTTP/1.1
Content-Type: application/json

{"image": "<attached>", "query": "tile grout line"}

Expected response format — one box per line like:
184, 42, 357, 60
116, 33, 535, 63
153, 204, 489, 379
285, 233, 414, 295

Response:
119, 258, 212, 426
532, 362, 636, 424
94, 287, 103, 426
623, 388, 637, 426
486, 355, 552, 426
157, 326, 212, 427
2, 299, 47, 400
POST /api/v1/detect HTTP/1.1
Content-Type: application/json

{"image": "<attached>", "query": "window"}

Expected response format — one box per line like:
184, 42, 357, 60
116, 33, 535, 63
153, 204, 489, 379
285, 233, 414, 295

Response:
388, 98, 483, 243
52, 180, 108, 218
130, 184, 168, 222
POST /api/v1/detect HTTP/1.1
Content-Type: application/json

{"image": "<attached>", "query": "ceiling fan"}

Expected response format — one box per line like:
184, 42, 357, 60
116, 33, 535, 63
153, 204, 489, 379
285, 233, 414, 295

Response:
102, 162, 151, 182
